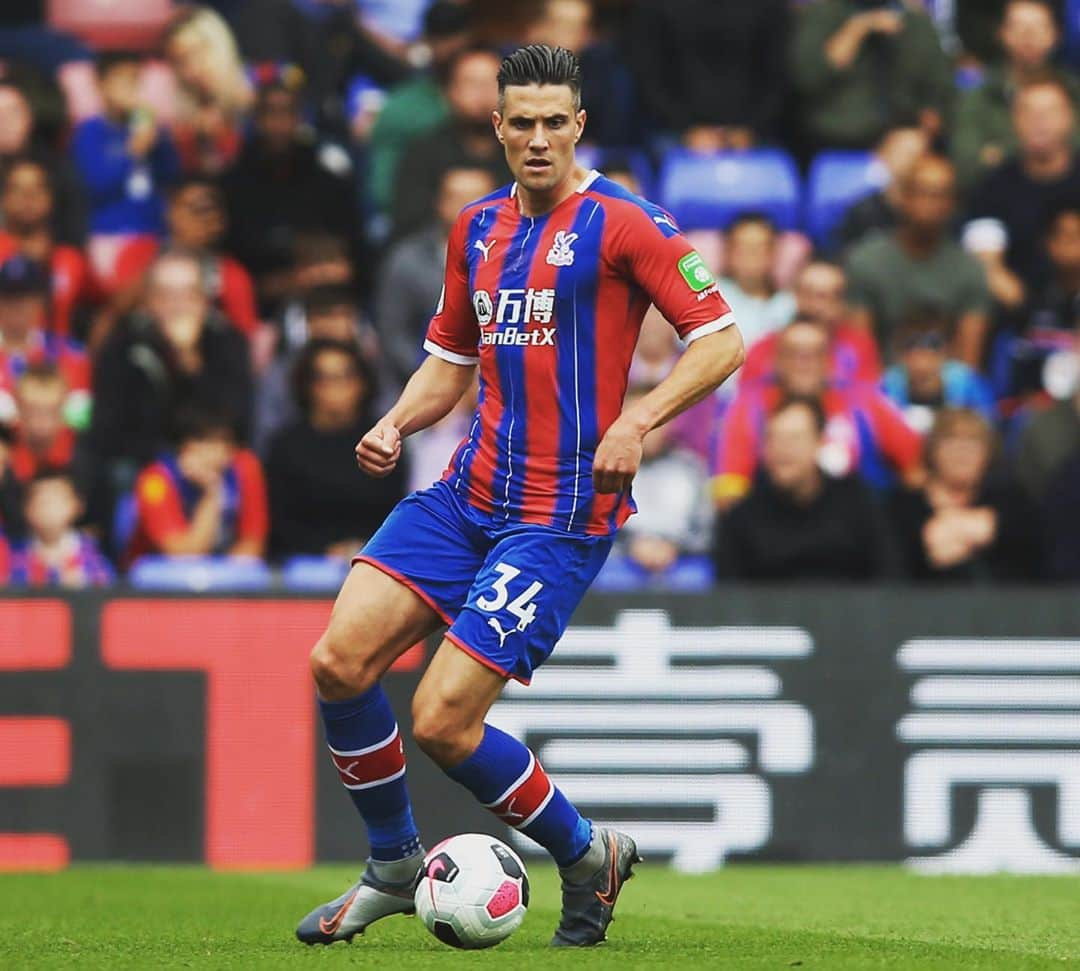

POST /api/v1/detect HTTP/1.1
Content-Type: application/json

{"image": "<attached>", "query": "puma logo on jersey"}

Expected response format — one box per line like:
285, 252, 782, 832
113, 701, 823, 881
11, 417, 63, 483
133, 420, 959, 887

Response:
474, 238, 497, 262
487, 617, 513, 648
545, 230, 578, 267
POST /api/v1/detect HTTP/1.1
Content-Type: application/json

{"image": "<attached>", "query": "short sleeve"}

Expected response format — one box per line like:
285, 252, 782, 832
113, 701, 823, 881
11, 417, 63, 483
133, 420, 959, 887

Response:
424, 209, 480, 365
136, 466, 187, 547
234, 449, 269, 545
614, 204, 735, 344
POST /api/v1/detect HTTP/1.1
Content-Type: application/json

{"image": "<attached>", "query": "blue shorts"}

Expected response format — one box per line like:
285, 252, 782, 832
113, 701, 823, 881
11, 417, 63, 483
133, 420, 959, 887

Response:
355, 480, 613, 684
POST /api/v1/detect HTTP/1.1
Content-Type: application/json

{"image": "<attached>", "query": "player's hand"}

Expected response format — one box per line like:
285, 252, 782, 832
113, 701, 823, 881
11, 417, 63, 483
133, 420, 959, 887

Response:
356, 422, 402, 477
592, 419, 643, 494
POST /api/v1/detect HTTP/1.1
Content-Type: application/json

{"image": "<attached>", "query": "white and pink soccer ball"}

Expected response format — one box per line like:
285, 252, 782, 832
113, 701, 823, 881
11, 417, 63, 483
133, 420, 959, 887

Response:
414, 834, 529, 949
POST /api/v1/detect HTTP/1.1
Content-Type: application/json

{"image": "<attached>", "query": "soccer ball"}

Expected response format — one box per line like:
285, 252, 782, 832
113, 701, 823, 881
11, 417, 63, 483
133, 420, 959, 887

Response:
414, 833, 529, 949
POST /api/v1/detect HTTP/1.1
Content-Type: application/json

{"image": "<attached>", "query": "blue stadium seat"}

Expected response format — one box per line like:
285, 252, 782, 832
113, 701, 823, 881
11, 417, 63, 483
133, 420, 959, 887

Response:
128, 555, 273, 592
657, 148, 802, 232
591, 554, 715, 592
805, 150, 881, 248
281, 555, 350, 592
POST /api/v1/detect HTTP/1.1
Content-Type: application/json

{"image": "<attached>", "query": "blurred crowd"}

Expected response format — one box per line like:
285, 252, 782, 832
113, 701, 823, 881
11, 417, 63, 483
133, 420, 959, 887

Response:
0, 0, 1078, 589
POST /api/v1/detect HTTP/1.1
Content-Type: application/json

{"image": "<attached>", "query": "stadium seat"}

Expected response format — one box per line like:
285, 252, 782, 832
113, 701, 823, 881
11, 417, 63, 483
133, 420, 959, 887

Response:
47, 0, 174, 51
128, 556, 273, 592
805, 150, 882, 248
657, 148, 802, 232
281, 556, 350, 592
591, 554, 715, 592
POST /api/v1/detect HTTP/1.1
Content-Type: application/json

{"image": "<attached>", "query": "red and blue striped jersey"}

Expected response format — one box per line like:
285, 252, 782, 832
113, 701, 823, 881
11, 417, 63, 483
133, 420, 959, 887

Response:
425, 170, 736, 536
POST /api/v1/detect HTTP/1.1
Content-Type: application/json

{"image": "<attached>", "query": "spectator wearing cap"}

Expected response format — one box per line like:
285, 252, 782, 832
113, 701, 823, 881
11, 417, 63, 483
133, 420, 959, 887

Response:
223, 81, 359, 302
891, 408, 1039, 581
883, 314, 997, 435
106, 177, 257, 338
0, 157, 95, 339
0, 256, 92, 432
267, 339, 405, 559
254, 284, 369, 453
391, 48, 510, 239
376, 165, 496, 392
0, 80, 85, 246
965, 74, 1080, 310
1014, 319, 1080, 500
953, 1, 1080, 192
791, 0, 952, 151
90, 250, 253, 473
10, 467, 112, 588
741, 260, 882, 387
366, 1, 473, 214
127, 405, 267, 565
846, 156, 992, 368
72, 52, 180, 240
713, 319, 923, 508
716, 396, 893, 581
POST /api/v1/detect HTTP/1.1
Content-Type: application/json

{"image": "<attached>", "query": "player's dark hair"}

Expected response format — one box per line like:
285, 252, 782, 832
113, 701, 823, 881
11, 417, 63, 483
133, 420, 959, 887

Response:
771, 395, 827, 435
170, 403, 236, 448
95, 50, 142, 78
497, 44, 581, 110
291, 338, 375, 417
727, 211, 776, 237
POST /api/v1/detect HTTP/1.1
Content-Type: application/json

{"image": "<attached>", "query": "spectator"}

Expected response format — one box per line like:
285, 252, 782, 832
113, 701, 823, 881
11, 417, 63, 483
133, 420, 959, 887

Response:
127, 405, 267, 563
615, 381, 712, 575
964, 74, 1080, 309
406, 378, 478, 493
1014, 320, 1080, 499
10, 364, 77, 483
791, 0, 952, 150
391, 47, 510, 239
834, 123, 929, 254
1001, 200, 1080, 397
376, 165, 496, 391
90, 250, 253, 470
0, 256, 91, 431
530, 0, 637, 148
366, 2, 473, 213
741, 260, 882, 386
891, 408, 1039, 581
0, 80, 85, 245
108, 177, 257, 337
255, 283, 370, 453
882, 314, 997, 434
273, 232, 359, 353
0, 157, 94, 339
10, 467, 112, 587
717, 396, 892, 581
630, 305, 680, 386
846, 155, 992, 367
953, 1, 1079, 191
713, 319, 923, 506
267, 339, 404, 558
223, 80, 359, 301
1043, 446, 1080, 578
629, 0, 786, 146
163, 5, 254, 176
0, 421, 22, 539
600, 157, 641, 196
717, 213, 796, 352
71, 52, 180, 239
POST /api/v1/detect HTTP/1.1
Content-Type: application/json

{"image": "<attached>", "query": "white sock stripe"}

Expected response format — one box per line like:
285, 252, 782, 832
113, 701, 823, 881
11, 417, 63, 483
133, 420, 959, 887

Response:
482, 752, 536, 809
515, 780, 555, 829
342, 765, 407, 790
328, 726, 399, 758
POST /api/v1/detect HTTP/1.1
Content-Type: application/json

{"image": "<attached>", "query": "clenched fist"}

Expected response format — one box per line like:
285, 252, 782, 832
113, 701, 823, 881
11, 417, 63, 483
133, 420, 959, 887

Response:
592, 418, 644, 494
356, 422, 402, 477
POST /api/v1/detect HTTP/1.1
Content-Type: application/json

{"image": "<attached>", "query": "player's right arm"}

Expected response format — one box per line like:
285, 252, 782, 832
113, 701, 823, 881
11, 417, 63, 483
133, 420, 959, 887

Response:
357, 208, 479, 478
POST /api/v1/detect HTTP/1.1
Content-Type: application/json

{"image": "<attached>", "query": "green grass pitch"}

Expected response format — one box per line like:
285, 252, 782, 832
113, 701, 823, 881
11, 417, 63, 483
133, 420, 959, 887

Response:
0, 864, 1077, 969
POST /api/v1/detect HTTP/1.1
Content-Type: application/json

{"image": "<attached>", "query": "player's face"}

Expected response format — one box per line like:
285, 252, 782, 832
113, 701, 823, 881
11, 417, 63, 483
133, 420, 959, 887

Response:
494, 85, 585, 195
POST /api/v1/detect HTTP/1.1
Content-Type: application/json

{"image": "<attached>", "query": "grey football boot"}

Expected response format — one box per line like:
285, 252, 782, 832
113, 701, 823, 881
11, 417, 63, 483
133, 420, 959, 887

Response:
551, 827, 641, 947
295, 858, 421, 945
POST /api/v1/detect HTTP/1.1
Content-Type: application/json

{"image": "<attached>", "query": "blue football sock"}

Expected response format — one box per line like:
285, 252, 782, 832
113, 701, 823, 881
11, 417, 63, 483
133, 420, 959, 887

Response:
319, 686, 422, 862
445, 723, 591, 867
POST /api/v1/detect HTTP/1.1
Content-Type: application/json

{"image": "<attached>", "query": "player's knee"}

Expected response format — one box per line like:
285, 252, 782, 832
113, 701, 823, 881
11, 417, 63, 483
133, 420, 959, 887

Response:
309, 630, 379, 700
412, 697, 479, 768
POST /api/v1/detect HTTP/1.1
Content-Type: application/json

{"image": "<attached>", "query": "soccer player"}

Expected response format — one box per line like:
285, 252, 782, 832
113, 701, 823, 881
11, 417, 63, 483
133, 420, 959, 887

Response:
296, 44, 745, 948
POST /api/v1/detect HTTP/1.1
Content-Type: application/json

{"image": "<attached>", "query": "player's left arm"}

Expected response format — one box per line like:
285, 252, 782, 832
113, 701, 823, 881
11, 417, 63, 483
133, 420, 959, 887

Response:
593, 210, 745, 494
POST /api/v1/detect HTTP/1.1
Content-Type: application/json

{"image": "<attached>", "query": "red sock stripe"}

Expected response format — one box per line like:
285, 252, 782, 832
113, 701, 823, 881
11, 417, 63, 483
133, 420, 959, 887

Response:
485, 755, 555, 828
328, 728, 406, 790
